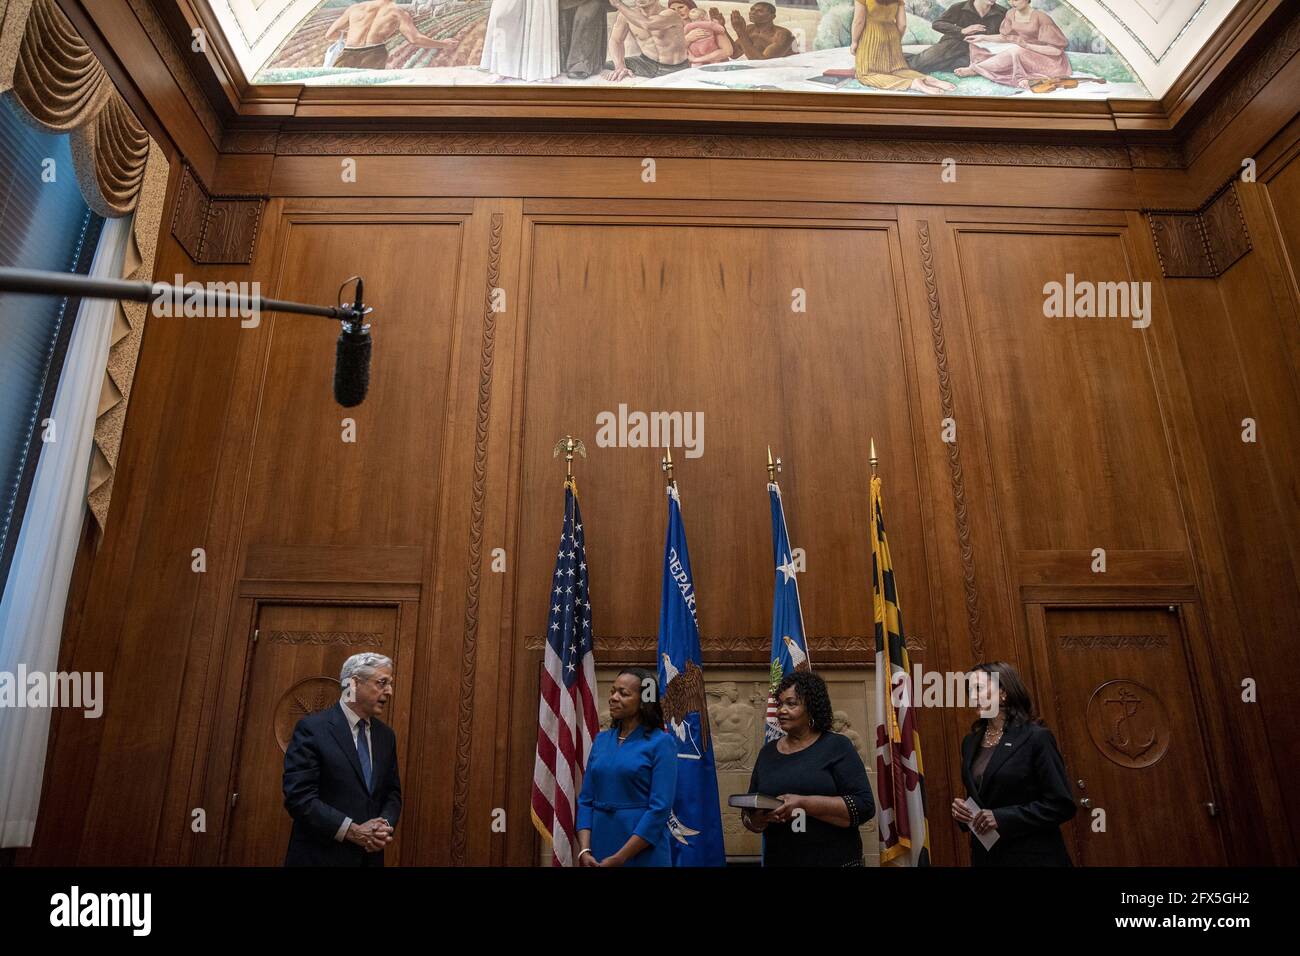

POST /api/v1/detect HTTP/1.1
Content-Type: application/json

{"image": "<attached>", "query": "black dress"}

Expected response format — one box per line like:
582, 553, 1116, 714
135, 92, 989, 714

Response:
746, 732, 875, 866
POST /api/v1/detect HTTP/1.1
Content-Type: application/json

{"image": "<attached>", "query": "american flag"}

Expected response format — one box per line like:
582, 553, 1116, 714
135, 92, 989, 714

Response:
530, 477, 599, 866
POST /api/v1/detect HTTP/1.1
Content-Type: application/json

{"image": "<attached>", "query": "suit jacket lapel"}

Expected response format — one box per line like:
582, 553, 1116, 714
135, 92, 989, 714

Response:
979, 722, 1030, 792
329, 704, 369, 791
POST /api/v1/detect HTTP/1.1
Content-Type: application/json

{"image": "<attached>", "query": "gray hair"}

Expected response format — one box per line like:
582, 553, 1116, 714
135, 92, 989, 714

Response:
339, 652, 394, 690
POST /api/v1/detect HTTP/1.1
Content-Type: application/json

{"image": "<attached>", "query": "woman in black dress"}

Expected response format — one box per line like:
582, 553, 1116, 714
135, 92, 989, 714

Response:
740, 671, 875, 866
951, 661, 1077, 866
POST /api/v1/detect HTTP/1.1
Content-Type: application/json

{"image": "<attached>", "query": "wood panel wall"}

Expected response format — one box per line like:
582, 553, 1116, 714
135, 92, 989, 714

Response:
19, 44, 1300, 868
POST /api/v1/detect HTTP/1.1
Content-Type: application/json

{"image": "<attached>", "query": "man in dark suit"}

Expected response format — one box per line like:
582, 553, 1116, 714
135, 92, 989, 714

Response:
906, 0, 1008, 74
283, 652, 401, 866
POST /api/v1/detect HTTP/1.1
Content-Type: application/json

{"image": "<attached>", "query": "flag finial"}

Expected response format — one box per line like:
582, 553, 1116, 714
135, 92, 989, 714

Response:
869, 438, 878, 477
766, 445, 781, 482
553, 435, 586, 479
662, 446, 675, 486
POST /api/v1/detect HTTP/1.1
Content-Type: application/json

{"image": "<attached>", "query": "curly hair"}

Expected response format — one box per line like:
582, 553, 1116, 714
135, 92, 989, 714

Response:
775, 670, 834, 733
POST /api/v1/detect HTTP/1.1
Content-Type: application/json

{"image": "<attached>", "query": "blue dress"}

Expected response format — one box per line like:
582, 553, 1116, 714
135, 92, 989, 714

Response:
576, 724, 678, 867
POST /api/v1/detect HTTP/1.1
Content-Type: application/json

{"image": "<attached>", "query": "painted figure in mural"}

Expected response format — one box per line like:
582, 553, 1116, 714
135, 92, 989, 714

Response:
558, 0, 611, 79
710, 3, 794, 61
602, 0, 689, 81
668, 0, 734, 65
851, 0, 956, 93
905, 0, 1008, 73
955, 0, 1071, 87
324, 0, 459, 70
481, 0, 561, 81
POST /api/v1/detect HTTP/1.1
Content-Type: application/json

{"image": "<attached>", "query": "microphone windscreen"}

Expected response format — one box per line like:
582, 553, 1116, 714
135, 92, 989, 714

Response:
334, 326, 371, 407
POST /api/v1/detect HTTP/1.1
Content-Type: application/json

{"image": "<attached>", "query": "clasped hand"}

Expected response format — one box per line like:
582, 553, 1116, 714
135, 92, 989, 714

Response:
347, 818, 394, 852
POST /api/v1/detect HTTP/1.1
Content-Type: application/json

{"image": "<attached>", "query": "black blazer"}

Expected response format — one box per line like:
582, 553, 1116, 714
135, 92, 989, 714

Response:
959, 721, 1076, 866
283, 704, 402, 867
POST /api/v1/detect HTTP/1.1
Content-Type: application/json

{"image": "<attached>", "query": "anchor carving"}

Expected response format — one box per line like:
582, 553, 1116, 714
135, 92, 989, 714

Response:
1102, 686, 1156, 759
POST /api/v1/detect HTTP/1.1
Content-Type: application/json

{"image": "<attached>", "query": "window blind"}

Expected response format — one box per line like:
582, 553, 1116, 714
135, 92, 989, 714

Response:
0, 96, 105, 597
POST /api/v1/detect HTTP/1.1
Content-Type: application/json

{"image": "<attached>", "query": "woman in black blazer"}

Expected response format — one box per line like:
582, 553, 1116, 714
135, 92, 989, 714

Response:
951, 661, 1077, 866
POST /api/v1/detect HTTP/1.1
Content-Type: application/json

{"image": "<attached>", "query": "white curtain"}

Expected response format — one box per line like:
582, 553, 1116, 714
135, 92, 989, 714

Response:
0, 213, 133, 847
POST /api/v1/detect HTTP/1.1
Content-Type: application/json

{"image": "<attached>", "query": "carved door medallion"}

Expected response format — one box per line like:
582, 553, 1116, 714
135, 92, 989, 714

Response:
1086, 679, 1169, 769
274, 677, 344, 752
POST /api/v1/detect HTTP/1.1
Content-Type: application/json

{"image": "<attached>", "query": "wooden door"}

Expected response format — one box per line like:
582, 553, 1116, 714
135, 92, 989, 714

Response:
1039, 606, 1225, 865
222, 602, 402, 865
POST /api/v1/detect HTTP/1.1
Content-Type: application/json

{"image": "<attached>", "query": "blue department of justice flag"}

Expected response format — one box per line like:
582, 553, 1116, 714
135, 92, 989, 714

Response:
656, 483, 726, 867
765, 481, 811, 742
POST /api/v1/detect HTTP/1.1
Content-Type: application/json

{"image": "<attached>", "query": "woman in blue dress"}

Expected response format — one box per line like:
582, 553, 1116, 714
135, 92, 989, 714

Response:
577, 667, 678, 867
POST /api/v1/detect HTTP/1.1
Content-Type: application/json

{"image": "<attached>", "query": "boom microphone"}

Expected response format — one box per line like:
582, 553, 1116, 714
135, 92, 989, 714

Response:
333, 277, 373, 408
0, 266, 376, 407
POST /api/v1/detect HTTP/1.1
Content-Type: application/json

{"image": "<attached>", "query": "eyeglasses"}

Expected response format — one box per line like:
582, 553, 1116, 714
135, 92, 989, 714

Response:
365, 676, 394, 690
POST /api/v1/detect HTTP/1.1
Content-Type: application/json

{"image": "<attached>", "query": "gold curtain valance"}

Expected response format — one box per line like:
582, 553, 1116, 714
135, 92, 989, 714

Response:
0, 0, 152, 217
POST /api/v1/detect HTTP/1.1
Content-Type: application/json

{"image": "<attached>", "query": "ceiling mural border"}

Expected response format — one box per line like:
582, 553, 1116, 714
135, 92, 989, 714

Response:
1095, 0, 1212, 64
219, 0, 313, 51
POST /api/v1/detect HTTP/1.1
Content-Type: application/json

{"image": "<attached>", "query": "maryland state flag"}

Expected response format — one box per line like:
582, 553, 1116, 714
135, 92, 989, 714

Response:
870, 470, 931, 866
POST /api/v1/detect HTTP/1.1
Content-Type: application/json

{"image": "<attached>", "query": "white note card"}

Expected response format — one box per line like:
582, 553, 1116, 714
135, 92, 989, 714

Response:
963, 797, 1000, 851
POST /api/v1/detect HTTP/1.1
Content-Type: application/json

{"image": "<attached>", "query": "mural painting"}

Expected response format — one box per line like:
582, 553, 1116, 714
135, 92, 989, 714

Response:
256, 0, 1147, 97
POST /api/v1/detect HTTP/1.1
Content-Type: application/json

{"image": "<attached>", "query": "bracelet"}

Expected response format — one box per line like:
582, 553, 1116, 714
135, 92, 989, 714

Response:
578, 848, 594, 861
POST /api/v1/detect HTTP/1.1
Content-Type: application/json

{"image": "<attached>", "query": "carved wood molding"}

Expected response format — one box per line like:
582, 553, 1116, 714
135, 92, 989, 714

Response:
252, 130, 1134, 169
222, 128, 279, 154
169, 163, 265, 264
450, 212, 504, 867
1183, 9, 1300, 164
1058, 633, 1170, 649
1126, 144, 1187, 170
1146, 179, 1252, 278
263, 630, 384, 646
127, 0, 223, 148
523, 633, 922, 656
917, 222, 984, 662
